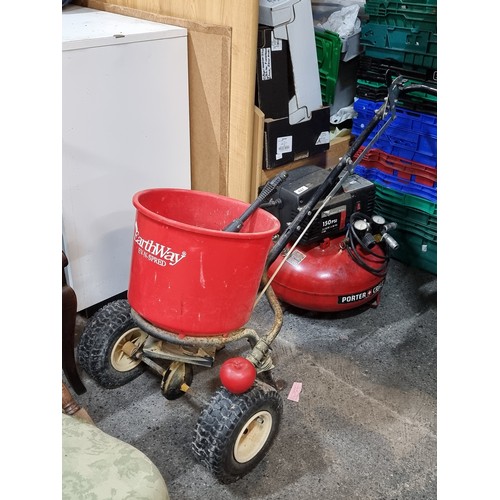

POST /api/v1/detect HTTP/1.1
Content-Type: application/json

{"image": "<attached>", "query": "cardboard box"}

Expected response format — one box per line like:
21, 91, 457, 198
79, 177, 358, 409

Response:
259, 133, 352, 189
263, 105, 331, 169
256, 25, 291, 119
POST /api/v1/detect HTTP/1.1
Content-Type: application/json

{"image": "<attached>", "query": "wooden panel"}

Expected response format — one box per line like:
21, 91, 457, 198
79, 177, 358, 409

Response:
250, 106, 265, 200
184, 25, 231, 194
77, 0, 259, 202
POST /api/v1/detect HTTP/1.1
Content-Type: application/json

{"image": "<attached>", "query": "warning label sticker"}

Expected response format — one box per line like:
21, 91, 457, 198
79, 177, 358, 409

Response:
276, 136, 293, 158
285, 249, 306, 268
260, 47, 272, 81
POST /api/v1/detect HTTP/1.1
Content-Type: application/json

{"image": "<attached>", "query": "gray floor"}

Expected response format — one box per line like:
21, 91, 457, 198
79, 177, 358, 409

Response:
71, 258, 437, 500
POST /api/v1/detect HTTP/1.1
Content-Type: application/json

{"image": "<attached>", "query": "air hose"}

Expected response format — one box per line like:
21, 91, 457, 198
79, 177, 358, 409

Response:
344, 212, 390, 277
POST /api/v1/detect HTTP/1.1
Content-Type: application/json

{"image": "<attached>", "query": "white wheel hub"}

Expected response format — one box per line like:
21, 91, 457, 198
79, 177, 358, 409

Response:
233, 410, 273, 463
110, 327, 147, 372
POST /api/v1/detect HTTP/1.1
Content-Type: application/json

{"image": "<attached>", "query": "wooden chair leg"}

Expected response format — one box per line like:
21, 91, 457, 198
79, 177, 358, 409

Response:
62, 251, 86, 395
62, 382, 94, 425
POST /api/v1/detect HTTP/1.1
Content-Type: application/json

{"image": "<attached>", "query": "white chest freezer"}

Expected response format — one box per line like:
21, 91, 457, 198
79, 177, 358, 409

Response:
62, 5, 191, 311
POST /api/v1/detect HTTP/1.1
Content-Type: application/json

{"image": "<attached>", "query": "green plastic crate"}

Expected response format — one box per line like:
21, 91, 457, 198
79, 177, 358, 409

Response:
365, 0, 436, 33
361, 22, 437, 70
389, 228, 437, 274
364, 15, 436, 35
375, 198, 437, 228
364, 46, 437, 70
365, 0, 437, 23
361, 22, 437, 55
365, 0, 437, 11
375, 202, 437, 242
315, 29, 342, 105
375, 184, 437, 216
357, 78, 437, 104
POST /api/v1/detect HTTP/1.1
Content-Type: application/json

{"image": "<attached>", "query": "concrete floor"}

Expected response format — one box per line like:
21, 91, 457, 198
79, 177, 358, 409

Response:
71, 258, 436, 500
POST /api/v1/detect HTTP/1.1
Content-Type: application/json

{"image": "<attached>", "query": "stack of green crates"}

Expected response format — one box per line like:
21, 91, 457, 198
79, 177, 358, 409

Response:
353, 0, 437, 275
361, 0, 437, 71
374, 184, 437, 274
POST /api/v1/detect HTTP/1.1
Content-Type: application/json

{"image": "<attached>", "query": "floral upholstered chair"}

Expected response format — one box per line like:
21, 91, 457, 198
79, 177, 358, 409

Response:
62, 389, 170, 500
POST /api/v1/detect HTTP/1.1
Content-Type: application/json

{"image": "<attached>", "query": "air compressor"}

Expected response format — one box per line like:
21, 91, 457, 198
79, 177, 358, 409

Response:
262, 165, 399, 312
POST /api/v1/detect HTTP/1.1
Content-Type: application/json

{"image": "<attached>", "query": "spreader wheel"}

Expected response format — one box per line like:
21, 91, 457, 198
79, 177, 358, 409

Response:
77, 299, 148, 388
192, 379, 282, 483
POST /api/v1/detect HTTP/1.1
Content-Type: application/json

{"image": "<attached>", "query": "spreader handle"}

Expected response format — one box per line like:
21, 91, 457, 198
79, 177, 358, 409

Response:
223, 171, 288, 233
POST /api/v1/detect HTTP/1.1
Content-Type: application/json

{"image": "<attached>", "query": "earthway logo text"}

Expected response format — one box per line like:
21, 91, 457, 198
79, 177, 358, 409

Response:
134, 222, 187, 267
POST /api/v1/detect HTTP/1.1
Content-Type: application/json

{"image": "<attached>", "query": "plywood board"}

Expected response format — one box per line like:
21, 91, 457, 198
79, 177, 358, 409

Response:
250, 106, 265, 200
77, 0, 259, 202
184, 26, 231, 194
76, 0, 232, 196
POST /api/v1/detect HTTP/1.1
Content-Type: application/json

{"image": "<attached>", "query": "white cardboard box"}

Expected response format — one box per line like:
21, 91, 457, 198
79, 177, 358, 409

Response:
259, 0, 323, 124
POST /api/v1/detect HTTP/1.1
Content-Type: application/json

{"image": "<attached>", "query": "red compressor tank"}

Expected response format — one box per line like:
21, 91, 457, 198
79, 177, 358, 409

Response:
267, 235, 387, 312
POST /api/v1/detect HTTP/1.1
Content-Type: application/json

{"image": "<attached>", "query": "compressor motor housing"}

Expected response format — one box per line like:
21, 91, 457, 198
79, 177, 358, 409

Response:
263, 165, 376, 245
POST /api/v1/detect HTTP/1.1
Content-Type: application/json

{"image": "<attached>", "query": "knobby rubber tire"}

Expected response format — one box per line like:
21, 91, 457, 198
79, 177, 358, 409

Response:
77, 299, 146, 388
192, 379, 283, 483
